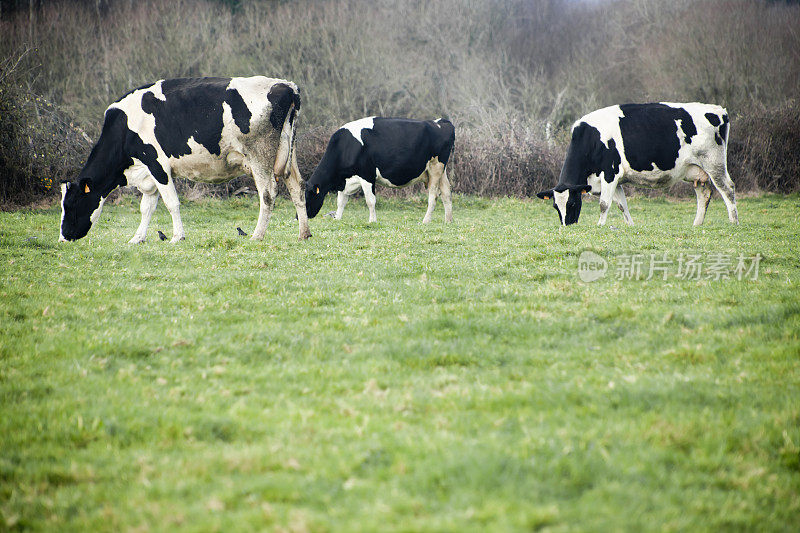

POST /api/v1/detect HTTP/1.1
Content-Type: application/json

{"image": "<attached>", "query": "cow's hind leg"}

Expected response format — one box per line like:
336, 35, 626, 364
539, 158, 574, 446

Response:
284, 152, 311, 239
129, 185, 159, 244
251, 164, 278, 241
440, 169, 453, 223
687, 166, 713, 226
422, 159, 446, 224
360, 179, 377, 223
155, 177, 185, 243
612, 186, 634, 226
707, 165, 739, 224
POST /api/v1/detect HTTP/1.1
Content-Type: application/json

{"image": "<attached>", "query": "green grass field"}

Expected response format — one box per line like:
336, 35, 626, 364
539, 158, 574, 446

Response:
1, 194, 799, 531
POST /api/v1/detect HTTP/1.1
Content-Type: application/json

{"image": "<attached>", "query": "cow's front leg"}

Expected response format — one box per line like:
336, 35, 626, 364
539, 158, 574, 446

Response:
129, 190, 159, 244
155, 179, 185, 243
597, 180, 618, 226
284, 153, 311, 239
335, 191, 349, 220
612, 186, 634, 226
360, 180, 377, 223
252, 166, 277, 241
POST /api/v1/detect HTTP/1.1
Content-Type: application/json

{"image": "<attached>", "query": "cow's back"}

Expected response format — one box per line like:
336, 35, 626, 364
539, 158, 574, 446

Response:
577, 102, 727, 178
363, 118, 454, 182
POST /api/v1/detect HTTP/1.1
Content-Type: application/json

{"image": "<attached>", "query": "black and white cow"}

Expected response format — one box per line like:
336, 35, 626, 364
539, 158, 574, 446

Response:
537, 102, 738, 226
59, 76, 311, 243
305, 117, 455, 223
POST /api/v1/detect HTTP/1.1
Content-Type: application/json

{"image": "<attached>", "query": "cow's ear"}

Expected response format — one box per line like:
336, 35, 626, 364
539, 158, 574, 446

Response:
568, 184, 592, 195
536, 189, 554, 200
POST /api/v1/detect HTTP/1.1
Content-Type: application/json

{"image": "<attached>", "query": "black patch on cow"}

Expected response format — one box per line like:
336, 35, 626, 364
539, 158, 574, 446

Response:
558, 122, 621, 186
618, 103, 698, 172
718, 113, 729, 145
140, 77, 252, 158
86, 108, 145, 192
705, 112, 721, 127
305, 117, 455, 218
225, 88, 252, 134
267, 83, 300, 131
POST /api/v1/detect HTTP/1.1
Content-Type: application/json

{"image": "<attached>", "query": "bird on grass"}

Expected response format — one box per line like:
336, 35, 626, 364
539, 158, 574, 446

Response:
237, 227, 247, 236
157, 230, 168, 241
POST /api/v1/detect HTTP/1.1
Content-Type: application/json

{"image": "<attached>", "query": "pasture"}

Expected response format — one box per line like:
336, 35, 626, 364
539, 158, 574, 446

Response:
1, 194, 799, 531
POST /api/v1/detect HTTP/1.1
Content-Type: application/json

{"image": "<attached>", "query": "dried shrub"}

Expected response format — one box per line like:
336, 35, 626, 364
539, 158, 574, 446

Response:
0, 49, 92, 205
728, 102, 800, 193
451, 124, 564, 197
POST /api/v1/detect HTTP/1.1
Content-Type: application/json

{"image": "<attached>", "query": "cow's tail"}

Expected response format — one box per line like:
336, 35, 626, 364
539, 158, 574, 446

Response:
273, 85, 301, 178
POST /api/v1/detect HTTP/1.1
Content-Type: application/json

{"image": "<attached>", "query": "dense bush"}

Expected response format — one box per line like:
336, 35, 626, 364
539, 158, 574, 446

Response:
0, 49, 91, 205
0, 0, 798, 204
728, 102, 800, 193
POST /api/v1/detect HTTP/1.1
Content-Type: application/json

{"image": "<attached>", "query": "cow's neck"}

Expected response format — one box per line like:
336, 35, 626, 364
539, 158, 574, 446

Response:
78, 136, 129, 197
557, 146, 589, 188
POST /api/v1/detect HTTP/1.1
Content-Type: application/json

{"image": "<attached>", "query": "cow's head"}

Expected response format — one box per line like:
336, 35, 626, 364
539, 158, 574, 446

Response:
537, 184, 592, 225
59, 179, 104, 241
305, 166, 347, 219
305, 181, 328, 219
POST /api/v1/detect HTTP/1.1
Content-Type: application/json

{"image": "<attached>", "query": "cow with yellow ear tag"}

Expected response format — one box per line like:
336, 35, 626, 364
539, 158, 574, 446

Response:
59, 76, 310, 243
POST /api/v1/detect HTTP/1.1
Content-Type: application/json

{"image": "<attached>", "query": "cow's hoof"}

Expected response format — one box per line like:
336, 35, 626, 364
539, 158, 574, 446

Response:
298, 232, 312, 240
170, 236, 185, 244
129, 236, 145, 244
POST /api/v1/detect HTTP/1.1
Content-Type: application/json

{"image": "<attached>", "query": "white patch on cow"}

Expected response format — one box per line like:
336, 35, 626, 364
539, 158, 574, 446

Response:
342, 116, 375, 145
150, 80, 166, 101
122, 158, 157, 192
90, 196, 106, 224
553, 190, 569, 225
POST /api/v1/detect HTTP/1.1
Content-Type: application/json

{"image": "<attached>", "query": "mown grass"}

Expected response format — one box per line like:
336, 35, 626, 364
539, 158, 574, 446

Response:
1, 194, 799, 531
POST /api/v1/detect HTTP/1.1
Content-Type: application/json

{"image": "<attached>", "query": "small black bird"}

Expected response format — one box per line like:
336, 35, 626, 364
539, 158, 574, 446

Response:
157, 230, 168, 241
236, 227, 247, 236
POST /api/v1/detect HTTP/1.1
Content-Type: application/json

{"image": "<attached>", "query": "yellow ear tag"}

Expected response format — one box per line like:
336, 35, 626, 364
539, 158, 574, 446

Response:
544, 195, 550, 200
84, 183, 91, 194
275, 176, 280, 183
315, 186, 320, 194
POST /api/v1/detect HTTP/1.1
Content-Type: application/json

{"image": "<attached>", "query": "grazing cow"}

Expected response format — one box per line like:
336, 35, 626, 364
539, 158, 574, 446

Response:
305, 117, 455, 223
537, 102, 738, 226
59, 76, 311, 243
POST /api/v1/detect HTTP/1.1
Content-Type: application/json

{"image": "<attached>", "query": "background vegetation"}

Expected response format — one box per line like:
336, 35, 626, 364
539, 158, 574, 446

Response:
1, 0, 799, 204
